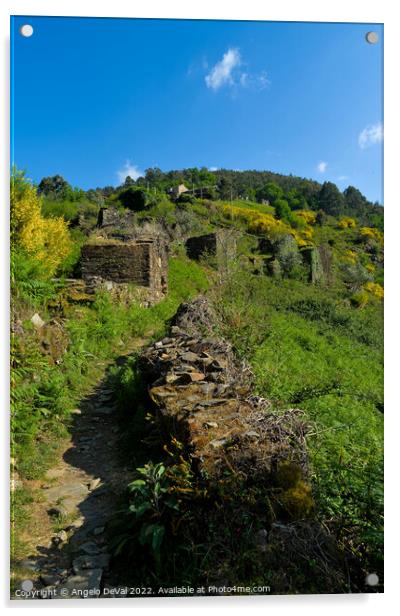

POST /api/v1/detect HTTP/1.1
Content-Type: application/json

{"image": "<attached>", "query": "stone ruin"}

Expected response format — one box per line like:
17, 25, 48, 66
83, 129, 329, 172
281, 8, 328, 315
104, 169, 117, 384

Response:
185, 230, 237, 264
80, 237, 168, 305
254, 235, 333, 284
97, 206, 168, 241
97, 206, 136, 230
139, 297, 311, 498
69, 205, 171, 305
300, 245, 333, 284
134, 298, 350, 591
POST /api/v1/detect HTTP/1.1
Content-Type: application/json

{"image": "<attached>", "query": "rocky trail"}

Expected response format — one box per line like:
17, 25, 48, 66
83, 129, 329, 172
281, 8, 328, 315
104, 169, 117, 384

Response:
16, 350, 140, 599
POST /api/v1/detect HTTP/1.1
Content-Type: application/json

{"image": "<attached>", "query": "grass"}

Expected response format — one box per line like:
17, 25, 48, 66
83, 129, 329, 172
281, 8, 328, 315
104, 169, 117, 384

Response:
211, 269, 383, 582
219, 198, 276, 216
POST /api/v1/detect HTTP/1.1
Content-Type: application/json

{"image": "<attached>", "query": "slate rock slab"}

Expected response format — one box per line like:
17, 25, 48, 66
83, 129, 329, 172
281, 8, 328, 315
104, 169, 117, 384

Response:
43, 482, 89, 504
72, 554, 110, 573
61, 569, 103, 596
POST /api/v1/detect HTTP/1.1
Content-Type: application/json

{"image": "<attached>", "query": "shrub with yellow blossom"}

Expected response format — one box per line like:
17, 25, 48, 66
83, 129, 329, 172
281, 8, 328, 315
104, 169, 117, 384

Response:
11, 170, 72, 278
364, 281, 384, 300
296, 210, 317, 225
338, 217, 357, 229
343, 249, 358, 264
359, 226, 383, 244
214, 201, 314, 247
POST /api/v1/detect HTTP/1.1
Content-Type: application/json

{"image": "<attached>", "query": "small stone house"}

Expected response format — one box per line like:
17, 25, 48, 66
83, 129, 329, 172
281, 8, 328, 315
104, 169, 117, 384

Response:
185, 230, 237, 264
169, 184, 189, 200
80, 237, 168, 304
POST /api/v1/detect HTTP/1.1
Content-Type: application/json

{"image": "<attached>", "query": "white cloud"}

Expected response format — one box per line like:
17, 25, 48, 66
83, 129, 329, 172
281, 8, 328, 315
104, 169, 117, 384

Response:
317, 161, 328, 173
337, 175, 349, 181
240, 70, 270, 91
205, 48, 242, 90
358, 122, 384, 149
209, 166, 219, 171
204, 47, 270, 94
239, 72, 248, 87
116, 160, 143, 183
258, 72, 270, 89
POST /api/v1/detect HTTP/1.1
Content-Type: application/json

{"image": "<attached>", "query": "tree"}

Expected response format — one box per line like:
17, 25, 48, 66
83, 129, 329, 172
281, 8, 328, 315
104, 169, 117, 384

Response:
144, 167, 164, 189
86, 189, 105, 206
99, 186, 115, 198
198, 167, 216, 187
343, 186, 368, 217
274, 199, 291, 221
217, 177, 233, 200
256, 182, 284, 204
123, 175, 136, 188
317, 182, 346, 216
38, 174, 72, 200
118, 187, 147, 211
315, 209, 327, 226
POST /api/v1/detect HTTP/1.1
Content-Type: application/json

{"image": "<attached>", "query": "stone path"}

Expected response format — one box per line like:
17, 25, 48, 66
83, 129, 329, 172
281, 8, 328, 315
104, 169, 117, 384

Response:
17, 357, 136, 599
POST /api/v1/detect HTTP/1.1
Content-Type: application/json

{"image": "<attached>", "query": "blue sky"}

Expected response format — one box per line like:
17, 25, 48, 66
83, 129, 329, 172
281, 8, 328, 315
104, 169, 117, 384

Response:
11, 17, 383, 203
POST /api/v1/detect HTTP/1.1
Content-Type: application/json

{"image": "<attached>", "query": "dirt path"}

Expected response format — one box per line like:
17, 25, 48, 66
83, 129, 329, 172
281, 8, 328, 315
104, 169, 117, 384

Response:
14, 346, 144, 599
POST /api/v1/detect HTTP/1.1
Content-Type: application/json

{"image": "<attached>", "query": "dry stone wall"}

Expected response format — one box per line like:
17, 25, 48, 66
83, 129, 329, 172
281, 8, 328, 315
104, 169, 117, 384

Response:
139, 297, 311, 497
300, 245, 333, 284
80, 238, 168, 305
185, 230, 237, 265
97, 207, 136, 229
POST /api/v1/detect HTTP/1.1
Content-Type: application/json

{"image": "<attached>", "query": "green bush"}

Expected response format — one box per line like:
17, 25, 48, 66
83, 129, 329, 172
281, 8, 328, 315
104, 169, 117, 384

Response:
144, 199, 176, 224
118, 187, 148, 211
41, 198, 79, 222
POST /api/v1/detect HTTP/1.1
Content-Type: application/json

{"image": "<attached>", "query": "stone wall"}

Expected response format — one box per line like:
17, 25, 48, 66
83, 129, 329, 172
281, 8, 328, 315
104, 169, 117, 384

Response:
80, 238, 168, 304
185, 230, 237, 264
97, 207, 136, 229
255, 235, 333, 284
134, 299, 349, 592
256, 237, 275, 255
300, 245, 332, 284
139, 297, 311, 496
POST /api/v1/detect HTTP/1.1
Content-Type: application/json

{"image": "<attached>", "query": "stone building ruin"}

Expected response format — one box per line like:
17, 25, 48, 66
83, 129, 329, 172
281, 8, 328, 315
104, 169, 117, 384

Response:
185, 230, 237, 264
80, 237, 168, 305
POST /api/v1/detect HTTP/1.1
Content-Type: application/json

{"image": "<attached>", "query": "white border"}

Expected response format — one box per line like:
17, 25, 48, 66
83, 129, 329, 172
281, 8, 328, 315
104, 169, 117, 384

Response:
1, 1, 398, 614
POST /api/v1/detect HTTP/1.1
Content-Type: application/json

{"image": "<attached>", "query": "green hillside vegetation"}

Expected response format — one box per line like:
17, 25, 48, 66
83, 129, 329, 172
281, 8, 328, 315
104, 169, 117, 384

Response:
10, 167, 383, 593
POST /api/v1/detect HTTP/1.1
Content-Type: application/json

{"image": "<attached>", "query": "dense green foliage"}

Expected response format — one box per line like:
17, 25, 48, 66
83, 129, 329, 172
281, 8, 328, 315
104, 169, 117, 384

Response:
37, 166, 383, 228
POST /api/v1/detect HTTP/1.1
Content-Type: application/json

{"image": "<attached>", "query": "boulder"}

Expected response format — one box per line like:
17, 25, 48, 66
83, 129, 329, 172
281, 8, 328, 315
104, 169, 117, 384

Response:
31, 313, 45, 329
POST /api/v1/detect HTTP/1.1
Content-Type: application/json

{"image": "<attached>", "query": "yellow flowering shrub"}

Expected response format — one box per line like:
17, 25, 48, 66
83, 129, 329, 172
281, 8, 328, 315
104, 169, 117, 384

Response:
10, 176, 44, 249
359, 226, 383, 244
214, 202, 313, 246
296, 210, 316, 225
366, 263, 376, 273
343, 249, 358, 264
364, 281, 384, 300
338, 217, 357, 229
11, 174, 72, 277
292, 227, 314, 246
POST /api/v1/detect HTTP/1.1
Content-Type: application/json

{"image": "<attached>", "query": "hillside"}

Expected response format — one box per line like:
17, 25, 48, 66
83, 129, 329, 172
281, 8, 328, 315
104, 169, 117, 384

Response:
10, 168, 383, 596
